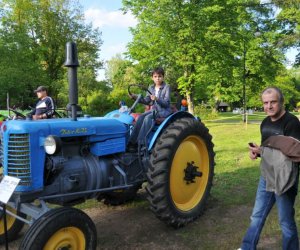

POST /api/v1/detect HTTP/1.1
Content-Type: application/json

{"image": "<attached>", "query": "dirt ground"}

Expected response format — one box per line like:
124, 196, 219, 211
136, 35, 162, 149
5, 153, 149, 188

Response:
5, 188, 285, 250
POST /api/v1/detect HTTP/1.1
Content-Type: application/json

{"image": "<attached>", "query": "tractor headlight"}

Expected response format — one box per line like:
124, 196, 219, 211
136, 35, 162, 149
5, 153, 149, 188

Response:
44, 135, 61, 155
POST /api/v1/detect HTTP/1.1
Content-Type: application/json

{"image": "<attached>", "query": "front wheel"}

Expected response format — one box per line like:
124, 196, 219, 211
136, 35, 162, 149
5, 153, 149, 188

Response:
19, 207, 97, 250
0, 207, 26, 243
146, 117, 215, 228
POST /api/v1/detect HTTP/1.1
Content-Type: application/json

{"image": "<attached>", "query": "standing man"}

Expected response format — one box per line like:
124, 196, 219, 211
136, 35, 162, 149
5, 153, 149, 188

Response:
240, 87, 300, 250
29, 86, 55, 120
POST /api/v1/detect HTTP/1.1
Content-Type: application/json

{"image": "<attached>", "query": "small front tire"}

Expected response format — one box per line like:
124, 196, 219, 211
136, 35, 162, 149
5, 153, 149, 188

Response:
19, 207, 97, 250
0, 207, 25, 243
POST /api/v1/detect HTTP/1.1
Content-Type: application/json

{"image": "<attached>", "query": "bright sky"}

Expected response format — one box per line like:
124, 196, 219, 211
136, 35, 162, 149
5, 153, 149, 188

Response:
80, 0, 297, 80
79, 0, 137, 80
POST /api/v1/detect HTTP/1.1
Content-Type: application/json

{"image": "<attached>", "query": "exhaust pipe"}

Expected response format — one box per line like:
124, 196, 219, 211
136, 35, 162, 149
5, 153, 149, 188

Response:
64, 42, 79, 121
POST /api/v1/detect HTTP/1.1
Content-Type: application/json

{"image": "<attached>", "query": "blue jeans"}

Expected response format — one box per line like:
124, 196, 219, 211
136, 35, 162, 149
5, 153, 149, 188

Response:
129, 111, 155, 145
241, 176, 299, 250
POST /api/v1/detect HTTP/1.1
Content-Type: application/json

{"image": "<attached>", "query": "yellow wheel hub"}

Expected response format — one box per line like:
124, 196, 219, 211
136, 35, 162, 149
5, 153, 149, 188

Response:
170, 135, 210, 211
0, 207, 17, 235
43, 227, 85, 250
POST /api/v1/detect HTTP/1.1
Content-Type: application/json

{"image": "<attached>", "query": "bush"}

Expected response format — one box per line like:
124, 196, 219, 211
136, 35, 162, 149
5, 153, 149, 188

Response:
82, 90, 114, 116
194, 104, 218, 120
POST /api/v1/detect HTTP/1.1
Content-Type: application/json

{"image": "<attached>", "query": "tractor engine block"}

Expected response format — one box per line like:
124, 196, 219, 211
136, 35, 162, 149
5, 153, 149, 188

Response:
43, 154, 111, 205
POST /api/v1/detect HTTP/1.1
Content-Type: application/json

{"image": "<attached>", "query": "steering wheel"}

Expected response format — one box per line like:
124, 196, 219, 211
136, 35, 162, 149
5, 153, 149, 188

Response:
8, 108, 26, 120
128, 84, 152, 97
127, 84, 152, 114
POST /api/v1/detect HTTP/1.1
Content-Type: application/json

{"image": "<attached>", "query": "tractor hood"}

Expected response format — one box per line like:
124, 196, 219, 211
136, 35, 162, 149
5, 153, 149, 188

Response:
1, 117, 128, 142
0, 117, 128, 192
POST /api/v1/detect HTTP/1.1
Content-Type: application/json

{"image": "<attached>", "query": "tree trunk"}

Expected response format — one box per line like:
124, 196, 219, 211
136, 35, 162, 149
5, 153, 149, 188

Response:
184, 66, 195, 115
186, 91, 194, 115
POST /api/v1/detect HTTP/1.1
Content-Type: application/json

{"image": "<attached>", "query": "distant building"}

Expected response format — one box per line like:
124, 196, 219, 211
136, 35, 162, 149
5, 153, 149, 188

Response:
217, 102, 229, 112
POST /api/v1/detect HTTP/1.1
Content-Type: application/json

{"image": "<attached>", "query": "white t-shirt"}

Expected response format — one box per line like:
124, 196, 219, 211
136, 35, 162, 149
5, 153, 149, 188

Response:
155, 87, 159, 97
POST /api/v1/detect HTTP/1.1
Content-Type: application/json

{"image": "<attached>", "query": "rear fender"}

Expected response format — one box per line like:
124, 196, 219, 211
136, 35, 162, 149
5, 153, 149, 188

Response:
148, 111, 197, 150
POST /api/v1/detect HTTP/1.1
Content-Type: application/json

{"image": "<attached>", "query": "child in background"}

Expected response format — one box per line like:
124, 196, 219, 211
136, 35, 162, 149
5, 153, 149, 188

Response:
180, 99, 188, 111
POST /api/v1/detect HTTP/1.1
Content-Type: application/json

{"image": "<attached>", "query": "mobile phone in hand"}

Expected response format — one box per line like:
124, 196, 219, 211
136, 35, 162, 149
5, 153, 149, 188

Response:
248, 142, 255, 147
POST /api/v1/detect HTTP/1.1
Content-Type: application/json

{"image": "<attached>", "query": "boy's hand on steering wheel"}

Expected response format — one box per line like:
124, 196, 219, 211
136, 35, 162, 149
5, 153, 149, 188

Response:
150, 95, 157, 101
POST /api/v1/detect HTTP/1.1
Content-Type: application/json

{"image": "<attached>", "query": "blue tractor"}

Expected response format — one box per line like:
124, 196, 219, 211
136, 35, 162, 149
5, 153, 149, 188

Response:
0, 42, 215, 249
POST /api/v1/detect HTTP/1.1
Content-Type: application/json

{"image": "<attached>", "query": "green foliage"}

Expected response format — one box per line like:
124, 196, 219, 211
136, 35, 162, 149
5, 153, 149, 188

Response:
0, 0, 102, 109
82, 90, 113, 116
207, 122, 261, 205
194, 104, 218, 121
273, 0, 300, 51
106, 54, 135, 87
78, 85, 137, 117
122, 0, 291, 114
0, 0, 298, 116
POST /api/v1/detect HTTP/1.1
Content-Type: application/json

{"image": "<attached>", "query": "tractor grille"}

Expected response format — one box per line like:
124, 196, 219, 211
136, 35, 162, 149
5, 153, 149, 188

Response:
7, 133, 31, 186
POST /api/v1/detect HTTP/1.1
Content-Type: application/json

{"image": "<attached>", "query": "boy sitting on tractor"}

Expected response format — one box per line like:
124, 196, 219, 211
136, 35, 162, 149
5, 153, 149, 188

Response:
128, 67, 172, 148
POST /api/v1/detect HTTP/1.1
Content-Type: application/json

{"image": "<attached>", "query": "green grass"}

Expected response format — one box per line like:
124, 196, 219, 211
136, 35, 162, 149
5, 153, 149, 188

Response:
204, 112, 266, 123
0, 109, 29, 120
0, 110, 11, 116
206, 111, 300, 124
207, 122, 261, 206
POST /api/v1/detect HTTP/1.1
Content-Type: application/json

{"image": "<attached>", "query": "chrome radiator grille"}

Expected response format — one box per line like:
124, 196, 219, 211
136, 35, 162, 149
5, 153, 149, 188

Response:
6, 133, 31, 186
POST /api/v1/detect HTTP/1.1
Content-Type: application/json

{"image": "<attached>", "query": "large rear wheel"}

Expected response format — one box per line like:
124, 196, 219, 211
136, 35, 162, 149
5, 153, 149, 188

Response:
19, 207, 97, 250
146, 117, 215, 228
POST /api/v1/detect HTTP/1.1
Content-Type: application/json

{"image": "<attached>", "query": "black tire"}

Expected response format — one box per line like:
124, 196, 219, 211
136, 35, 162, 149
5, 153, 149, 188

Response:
19, 207, 97, 250
102, 184, 141, 206
146, 117, 215, 228
0, 207, 26, 243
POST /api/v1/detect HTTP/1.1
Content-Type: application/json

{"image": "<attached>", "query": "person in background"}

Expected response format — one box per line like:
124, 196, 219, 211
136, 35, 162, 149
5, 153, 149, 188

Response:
28, 86, 55, 120
119, 100, 129, 113
239, 87, 300, 250
180, 99, 188, 111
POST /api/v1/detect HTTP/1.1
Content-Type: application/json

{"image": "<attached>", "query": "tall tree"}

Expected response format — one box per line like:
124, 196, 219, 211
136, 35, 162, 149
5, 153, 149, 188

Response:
105, 54, 133, 87
123, 0, 284, 114
272, 0, 300, 64
0, 0, 102, 108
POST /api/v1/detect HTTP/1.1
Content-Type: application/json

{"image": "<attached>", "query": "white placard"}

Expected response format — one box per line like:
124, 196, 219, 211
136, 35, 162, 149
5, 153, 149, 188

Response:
0, 176, 20, 204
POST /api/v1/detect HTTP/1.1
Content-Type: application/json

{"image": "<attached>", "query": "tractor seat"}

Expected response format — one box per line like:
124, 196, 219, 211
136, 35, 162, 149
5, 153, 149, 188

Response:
130, 104, 178, 125
155, 105, 178, 124
130, 113, 141, 124
155, 104, 179, 124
